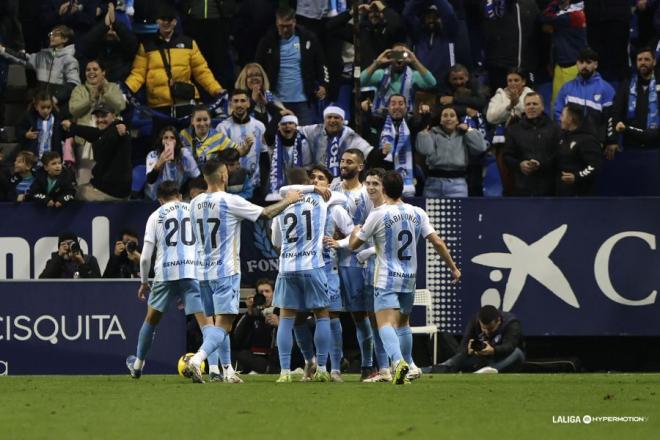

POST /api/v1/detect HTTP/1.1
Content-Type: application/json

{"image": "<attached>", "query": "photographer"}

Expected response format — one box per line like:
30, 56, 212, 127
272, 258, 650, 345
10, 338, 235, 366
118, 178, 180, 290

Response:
232, 279, 281, 373
431, 305, 524, 373
39, 232, 101, 279
102, 229, 141, 278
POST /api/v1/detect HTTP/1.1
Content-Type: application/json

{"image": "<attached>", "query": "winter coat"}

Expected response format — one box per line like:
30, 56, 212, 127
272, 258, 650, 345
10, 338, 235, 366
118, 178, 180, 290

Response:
416, 126, 487, 171
69, 82, 127, 127
16, 109, 64, 158
486, 86, 535, 125
27, 167, 77, 205
556, 123, 602, 196
39, 251, 101, 279
540, 0, 588, 66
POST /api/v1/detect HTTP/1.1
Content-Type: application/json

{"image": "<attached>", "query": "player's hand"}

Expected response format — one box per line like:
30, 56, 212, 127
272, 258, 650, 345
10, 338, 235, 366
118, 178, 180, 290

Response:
25, 127, 39, 140
451, 267, 461, 283
138, 283, 150, 301
604, 144, 619, 160
323, 236, 339, 248
114, 240, 125, 256
560, 171, 575, 183
477, 342, 495, 356
314, 186, 331, 202
285, 189, 303, 204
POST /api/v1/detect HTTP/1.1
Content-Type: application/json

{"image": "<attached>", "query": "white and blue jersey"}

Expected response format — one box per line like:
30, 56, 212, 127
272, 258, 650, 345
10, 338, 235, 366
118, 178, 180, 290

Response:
330, 182, 372, 267
144, 148, 200, 200
324, 198, 354, 272
357, 203, 435, 293
217, 116, 266, 198
190, 191, 264, 280
143, 201, 197, 281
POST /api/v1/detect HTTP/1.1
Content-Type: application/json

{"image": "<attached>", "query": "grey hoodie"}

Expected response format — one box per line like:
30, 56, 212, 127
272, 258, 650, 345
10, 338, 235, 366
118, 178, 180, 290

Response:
416, 126, 487, 171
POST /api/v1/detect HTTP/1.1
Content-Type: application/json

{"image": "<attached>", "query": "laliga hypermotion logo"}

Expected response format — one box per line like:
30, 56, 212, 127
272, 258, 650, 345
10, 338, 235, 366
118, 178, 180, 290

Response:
471, 225, 580, 311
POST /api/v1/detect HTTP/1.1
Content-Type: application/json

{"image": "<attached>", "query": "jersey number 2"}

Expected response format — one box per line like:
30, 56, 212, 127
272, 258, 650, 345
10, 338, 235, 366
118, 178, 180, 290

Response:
165, 218, 195, 246
284, 210, 312, 243
397, 230, 412, 261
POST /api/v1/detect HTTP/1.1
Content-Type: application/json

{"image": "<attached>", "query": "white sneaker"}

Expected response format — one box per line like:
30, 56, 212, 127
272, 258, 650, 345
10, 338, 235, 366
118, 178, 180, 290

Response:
224, 372, 244, 383
301, 360, 317, 382
362, 368, 392, 383
330, 371, 344, 383
474, 366, 499, 374
406, 364, 423, 381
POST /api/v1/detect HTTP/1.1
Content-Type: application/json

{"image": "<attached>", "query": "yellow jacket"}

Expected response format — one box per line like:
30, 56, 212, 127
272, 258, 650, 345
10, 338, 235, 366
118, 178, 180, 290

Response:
125, 33, 222, 108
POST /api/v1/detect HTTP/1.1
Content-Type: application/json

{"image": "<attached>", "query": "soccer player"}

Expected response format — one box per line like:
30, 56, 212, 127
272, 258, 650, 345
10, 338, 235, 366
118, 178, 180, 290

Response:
349, 171, 461, 384
126, 180, 214, 379
331, 148, 377, 380
184, 159, 301, 383
271, 167, 337, 383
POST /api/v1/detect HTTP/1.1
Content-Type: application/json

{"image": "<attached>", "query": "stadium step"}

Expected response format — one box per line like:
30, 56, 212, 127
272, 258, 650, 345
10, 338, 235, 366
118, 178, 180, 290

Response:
2, 102, 27, 127
0, 126, 16, 143
0, 142, 20, 161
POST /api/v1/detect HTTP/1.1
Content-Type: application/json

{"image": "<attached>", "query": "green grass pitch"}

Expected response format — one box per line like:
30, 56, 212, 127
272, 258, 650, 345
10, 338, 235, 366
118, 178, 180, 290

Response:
1, 374, 659, 439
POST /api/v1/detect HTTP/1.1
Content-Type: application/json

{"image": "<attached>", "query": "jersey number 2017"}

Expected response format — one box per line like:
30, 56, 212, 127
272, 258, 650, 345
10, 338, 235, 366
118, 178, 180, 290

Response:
165, 218, 195, 246
284, 210, 312, 243
397, 230, 412, 261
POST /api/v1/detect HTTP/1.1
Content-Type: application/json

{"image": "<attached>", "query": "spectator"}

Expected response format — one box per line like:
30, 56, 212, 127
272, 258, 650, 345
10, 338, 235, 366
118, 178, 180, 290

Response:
39, 232, 101, 279
186, 175, 207, 200
218, 148, 252, 199
124, 4, 224, 131
352, 0, 406, 70
556, 103, 601, 196
415, 105, 487, 197
540, 0, 588, 109
232, 279, 281, 374
61, 102, 132, 201
217, 89, 269, 201
584, 0, 631, 82
16, 91, 64, 160
486, 68, 535, 126
145, 126, 200, 201
439, 64, 488, 117
8, 151, 37, 202
256, 6, 329, 126
78, 3, 139, 83
103, 228, 142, 278
42, 1, 101, 39
503, 92, 560, 196
429, 305, 524, 373
360, 43, 437, 115
234, 63, 289, 125
27, 151, 76, 207
179, 105, 246, 167
0, 25, 80, 110
265, 115, 313, 200
553, 47, 617, 157
478, 0, 540, 93
610, 47, 659, 150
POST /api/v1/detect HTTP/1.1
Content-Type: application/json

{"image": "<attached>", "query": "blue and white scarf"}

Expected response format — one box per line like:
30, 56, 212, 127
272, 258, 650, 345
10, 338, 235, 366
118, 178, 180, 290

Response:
380, 115, 415, 196
267, 132, 305, 200
627, 74, 659, 129
326, 128, 343, 178
373, 66, 415, 115
37, 113, 55, 159
485, 0, 507, 19
327, 0, 347, 17
462, 112, 489, 147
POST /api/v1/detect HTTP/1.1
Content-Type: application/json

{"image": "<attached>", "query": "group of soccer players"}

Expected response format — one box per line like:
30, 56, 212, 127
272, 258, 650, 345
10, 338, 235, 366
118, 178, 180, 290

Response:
126, 148, 460, 385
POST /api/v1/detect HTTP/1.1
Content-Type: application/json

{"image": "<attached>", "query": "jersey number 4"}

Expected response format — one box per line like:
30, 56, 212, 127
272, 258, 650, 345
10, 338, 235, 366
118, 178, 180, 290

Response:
284, 210, 312, 243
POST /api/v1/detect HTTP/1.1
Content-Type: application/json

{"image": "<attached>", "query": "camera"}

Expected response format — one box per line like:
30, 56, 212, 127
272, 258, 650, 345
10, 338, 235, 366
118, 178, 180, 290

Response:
126, 241, 137, 253
69, 241, 81, 254
251, 291, 267, 318
470, 339, 486, 352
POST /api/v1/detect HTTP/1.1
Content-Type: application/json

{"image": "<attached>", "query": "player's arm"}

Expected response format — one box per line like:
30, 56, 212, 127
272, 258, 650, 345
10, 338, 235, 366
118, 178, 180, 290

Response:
260, 189, 302, 219
278, 184, 331, 201
427, 232, 461, 282
270, 217, 282, 253
138, 240, 155, 300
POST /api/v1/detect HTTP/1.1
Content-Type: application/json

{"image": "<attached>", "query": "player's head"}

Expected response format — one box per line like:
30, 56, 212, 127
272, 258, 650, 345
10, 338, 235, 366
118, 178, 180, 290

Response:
340, 148, 364, 180
310, 164, 333, 188
202, 159, 229, 188
217, 148, 241, 172
382, 170, 403, 200
156, 180, 182, 204
286, 167, 310, 185
188, 176, 208, 199
365, 168, 385, 202
230, 89, 251, 118
478, 305, 502, 336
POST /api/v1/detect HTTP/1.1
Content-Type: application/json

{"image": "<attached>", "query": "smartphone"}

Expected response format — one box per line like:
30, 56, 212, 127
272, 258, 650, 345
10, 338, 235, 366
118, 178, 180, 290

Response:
390, 51, 404, 61
163, 141, 175, 159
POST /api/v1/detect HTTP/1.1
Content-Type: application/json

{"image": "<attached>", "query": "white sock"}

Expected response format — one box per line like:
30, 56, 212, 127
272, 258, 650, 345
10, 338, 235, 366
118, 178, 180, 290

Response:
209, 365, 221, 375
317, 365, 327, 373
280, 369, 291, 375
190, 350, 207, 367
331, 369, 340, 374
222, 364, 235, 376
134, 358, 144, 370
410, 361, 418, 369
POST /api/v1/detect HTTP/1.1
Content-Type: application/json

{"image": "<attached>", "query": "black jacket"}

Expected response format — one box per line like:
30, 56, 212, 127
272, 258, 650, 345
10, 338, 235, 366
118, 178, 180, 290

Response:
460, 311, 523, 358
79, 20, 139, 83
16, 110, 64, 158
610, 75, 658, 148
39, 251, 101, 279
102, 253, 141, 278
503, 113, 560, 196
70, 121, 132, 198
232, 312, 276, 354
27, 167, 76, 205
556, 123, 602, 196
255, 25, 329, 102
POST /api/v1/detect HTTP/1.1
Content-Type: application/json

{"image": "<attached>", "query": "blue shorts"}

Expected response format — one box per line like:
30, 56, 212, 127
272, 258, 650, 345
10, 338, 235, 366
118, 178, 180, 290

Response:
200, 274, 241, 316
363, 284, 375, 313
374, 288, 414, 314
325, 265, 343, 312
274, 268, 329, 311
148, 279, 203, 315
339, 266, 366, 312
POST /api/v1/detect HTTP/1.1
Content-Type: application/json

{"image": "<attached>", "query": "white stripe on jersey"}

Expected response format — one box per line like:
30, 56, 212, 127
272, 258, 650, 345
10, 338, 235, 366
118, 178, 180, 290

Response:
272, 193, 328, 273
144, 201, 197, 281
217, 117, 266, 188
330, 181, 373, 267
357, 203, 435, 292
190, 191, 264, 280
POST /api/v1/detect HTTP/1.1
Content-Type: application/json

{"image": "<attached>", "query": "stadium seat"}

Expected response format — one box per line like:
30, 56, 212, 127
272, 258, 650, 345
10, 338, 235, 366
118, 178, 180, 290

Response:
411, 289, 439, 364
131, 165, 147, 193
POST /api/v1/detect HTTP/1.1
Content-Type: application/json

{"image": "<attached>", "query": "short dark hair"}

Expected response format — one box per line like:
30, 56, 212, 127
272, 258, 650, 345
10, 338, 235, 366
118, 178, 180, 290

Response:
276, 6, 296, 21
188, 176, 207, 191
577, 47, 599, 62
563, 103, 585, 127
388, 94, 407, 104
255, 278, 275, 292
156, 180, 180, 199
286, 167, 310, 185
87, 59, 106, 72
524, 92, 544, 105
365, 167, 386, 180
342, 148, 365, 164
42, 151, 61, 165
449, 63, 469, 76
230, 89, 250, 99
119, 228, 139, 240
506, 67, 527, 82
310, 164, 333, 183
218, 148, 240, 163
382, 170, 403, 199
191, 104, 211, 119
202, 158, 226, 177
478, 305, 500, 325
636, 46, 655, 58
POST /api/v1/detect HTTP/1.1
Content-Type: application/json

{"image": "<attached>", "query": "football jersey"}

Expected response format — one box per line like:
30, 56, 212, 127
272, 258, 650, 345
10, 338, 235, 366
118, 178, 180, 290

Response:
217, 117, 266, 195
357, 203, 435, 292
143, 201, 197, 281
271, 192, 328, 273
324, 201, 354, 272
190, 191, 264, 280
331, 181, 372, 267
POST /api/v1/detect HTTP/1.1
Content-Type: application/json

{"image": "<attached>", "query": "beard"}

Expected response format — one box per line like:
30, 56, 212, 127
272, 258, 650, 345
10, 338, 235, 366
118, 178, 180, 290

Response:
579, 69, 594, 80
341, 168, 358, 180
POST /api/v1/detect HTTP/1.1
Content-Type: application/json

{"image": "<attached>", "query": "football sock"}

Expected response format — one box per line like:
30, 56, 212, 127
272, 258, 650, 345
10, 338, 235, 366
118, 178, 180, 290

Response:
134, 358, 144, 370
314, 317, 331, 369
219, 329, 232, 367
373, 326, 389, 370
277, 317, 295, 370
192, 326, 224, 365
378, 325, 403, 363
135, 322, 156, 366
396, 326, 413, 364
293, 323, 315, 362
207, 349, 219, 372
330, 318, 343, 373
355, 317, 374, 368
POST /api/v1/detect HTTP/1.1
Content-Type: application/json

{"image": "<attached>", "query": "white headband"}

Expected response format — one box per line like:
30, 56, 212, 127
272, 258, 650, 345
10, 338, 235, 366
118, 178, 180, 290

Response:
323, 105, 345, 120
279, 115, 299, 125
